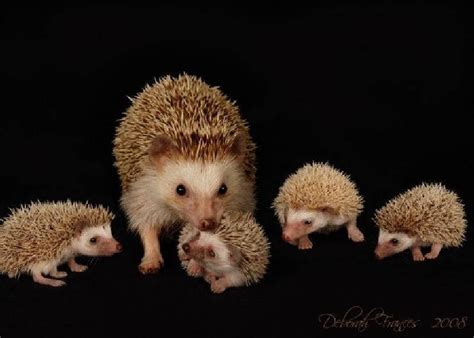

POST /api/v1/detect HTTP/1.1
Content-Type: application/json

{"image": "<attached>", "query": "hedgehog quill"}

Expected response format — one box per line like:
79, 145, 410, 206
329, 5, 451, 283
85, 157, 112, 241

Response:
0, 201, 121, 287
113, 74, 256, 274
374, 183, 467, 261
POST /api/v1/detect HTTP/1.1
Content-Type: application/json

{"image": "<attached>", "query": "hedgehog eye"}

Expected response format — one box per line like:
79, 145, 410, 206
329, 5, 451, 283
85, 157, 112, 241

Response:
304, 219, 313, 225
207, 248, 215, 258
176, 184, 186, 196
218, 183, 227, 195
390, 238, 399, 246
90, 237, 98, 244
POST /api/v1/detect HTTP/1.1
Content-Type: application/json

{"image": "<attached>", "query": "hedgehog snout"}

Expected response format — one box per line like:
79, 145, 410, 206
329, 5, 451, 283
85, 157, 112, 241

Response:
199, 219, 216, 231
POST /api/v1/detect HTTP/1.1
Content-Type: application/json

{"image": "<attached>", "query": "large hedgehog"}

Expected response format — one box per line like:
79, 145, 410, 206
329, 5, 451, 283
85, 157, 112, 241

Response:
273, 162, 364, 250
0, 201, 121, 287
178, 212, 270, 293
113, 74, 256, 274
374, 183, 467, 261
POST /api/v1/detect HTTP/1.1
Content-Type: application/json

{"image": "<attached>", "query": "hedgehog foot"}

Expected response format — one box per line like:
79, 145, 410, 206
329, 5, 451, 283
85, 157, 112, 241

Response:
204, 272, 217, 284
411, 246, 425, 262
297, 236, 313, 250
210, 278, 228, 294
187, 259, 204, 278
347, 222, 365, 242
138, 255, 164, 274
50, 270, 68, 279
33, 273, 66, 287
425, 243, 443, 260
68, 258, 88, 273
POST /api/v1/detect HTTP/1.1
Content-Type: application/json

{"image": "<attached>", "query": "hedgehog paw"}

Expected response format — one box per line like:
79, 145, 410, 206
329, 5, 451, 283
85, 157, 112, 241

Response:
204, 273, 217, 284
424, 252, 439, 260
138, 256, 164, 274
33, 275, 66, 287
412, 250, 425, 262
298, 236, 313, 250
70, 264, 88, 273
187, 260, 204, 278
50, 271, 68, 278
347, 227, 365, 242
211, 279, 227, 293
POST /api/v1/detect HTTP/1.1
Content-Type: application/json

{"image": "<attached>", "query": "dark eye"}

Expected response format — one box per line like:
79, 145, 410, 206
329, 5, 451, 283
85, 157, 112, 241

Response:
390, 238, 399, 245
218, 184, 227, 195
176, 184, 186, 196
208, 249, 215, 258
304, 219, 312, 225
90, 237, 97, 244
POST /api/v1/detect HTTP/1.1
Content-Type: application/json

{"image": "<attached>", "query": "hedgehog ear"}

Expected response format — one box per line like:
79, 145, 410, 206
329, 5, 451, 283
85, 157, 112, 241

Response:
318, 205, 339, 215
228, 243, 242, 266
74, 219, 89, 237
149, 135, 178, 167
229, 134, 246, 161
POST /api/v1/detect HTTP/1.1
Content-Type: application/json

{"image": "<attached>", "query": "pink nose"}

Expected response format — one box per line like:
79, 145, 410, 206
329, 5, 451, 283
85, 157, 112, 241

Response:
199, 219, 216, 231
116, 243, 123, 252
282, 233, 291, 242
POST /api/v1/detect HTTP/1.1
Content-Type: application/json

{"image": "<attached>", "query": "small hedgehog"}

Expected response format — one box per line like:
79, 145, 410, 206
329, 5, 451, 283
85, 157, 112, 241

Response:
273, 162, 364, 249
113, 74, 256, 274
177, 212, 270, 293
0, 201, 122, 287
374, 183, 467, 261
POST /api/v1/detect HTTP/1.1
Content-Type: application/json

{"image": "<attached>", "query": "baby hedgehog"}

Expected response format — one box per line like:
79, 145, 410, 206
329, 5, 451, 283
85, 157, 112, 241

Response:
273, 162, 364, 250
0, 201, 122, 287
374, 183, 467, 261
178, 212, 270, 293
113, 74, 256, 274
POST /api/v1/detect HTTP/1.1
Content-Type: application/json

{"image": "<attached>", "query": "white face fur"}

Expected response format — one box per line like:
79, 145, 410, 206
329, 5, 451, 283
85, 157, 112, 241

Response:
188, 231, 240, 274
376, 229, 417, 256
154, 159, 247, 230
72, 223, 116, 256
287, 209, 330, 231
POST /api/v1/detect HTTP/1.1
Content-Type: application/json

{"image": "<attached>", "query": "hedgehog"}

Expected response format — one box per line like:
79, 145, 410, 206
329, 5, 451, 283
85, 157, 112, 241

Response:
0, 201, 122, 287
272, 162, 364, 250
113, 74, 256, 274
177, 212, 270, 293
373, 183, 467, 261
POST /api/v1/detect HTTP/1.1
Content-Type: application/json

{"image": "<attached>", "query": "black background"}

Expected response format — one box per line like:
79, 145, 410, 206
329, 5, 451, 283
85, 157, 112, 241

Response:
0, 3, 472, 338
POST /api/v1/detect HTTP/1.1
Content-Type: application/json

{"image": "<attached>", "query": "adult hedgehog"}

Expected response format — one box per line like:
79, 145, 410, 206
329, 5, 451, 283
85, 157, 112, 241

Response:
113, 74, 256, 274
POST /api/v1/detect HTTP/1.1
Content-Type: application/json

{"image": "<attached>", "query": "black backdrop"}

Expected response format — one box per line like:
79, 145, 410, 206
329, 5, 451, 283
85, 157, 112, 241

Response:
0, 3, 472, 338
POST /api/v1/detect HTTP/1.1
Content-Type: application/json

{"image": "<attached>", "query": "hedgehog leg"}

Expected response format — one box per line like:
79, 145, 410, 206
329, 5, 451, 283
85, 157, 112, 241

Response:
411, 246, 425, 262
297, 235, 313, 250
204, 272, 217, 284
138, 226, 164, 274
346, 219, 365, 242
31, 265, 66, 287
210, 277, 229, 293
425, 243, 443, 260
49, 266, 68, 279
68, 257, 88, 273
